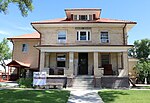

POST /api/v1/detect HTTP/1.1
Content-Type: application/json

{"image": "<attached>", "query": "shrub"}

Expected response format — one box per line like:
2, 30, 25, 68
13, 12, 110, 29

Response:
17, 78, 33, 88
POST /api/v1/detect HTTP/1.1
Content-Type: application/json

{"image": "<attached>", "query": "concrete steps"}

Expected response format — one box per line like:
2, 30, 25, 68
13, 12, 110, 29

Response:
71, 75, 94, 89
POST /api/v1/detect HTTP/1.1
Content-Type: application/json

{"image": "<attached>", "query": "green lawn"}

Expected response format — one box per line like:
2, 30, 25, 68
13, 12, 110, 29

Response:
98, 90, 150, 103
0, 89, 70, 103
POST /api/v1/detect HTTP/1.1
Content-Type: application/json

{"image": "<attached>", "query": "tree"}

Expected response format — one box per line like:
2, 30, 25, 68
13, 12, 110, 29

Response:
0, 0, 33, 17
129, 38, 150, 84
136, 60, 150, 84
128, 39, 150, 60
0, 38, 11, 73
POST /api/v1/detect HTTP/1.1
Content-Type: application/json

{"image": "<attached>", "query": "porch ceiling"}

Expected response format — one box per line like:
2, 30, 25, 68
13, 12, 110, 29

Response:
35, 45, 132, 52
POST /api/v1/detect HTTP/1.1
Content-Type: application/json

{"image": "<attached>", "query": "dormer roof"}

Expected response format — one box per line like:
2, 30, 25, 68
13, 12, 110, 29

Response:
65, 8, 101, 20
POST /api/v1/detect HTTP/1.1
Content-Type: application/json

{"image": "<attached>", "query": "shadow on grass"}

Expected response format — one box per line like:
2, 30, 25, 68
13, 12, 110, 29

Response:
0, 89, 70, 103
98, 90, 129, 103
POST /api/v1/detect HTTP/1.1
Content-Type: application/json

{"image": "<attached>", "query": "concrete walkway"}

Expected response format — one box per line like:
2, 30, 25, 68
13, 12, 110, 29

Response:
67, 89, 104, 103
0, 81, 19, 88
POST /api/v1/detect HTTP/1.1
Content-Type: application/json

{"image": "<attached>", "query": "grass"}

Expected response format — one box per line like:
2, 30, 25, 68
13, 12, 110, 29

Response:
0, 89, 70, 103
132, 86, 150, 89
98, 90, 150, 103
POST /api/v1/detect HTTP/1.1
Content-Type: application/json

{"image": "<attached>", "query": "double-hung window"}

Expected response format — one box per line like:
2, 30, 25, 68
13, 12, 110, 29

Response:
77, 30, 91, 41
58, 31, 66, 43
100, 32, 109, 43
22, 44, 28, 53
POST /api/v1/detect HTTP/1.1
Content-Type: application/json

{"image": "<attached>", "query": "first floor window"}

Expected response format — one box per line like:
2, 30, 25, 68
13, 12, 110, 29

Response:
58, 31, 66, 43
57, 54, 66, 67
22, 44, 28, 52
77, 30, 91, 41
101, 54, 110, 65
100, 32, 109, 43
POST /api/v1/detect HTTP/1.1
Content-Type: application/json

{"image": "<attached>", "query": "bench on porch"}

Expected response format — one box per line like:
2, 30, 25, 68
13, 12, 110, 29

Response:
45, 82, 64, 89
46, 75, 67, 89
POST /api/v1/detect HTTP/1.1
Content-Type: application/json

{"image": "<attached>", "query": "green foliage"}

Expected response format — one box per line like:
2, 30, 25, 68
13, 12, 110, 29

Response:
0, 38, 11, 73
136, 60, 150, 83
0, 0, 33, 17
99, 90, 150, 103
0, 90, 70, 103
17, 78, 33, 88
128, 38, 150, 60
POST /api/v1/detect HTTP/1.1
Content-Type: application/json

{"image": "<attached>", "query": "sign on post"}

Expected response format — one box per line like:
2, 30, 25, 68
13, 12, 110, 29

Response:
33, 72, 46, 86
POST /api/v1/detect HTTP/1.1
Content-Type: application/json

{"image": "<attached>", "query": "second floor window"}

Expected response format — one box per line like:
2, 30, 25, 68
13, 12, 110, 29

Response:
58, 31, 66, 43
100, 32, 109, 43
22, 44, 28, 52
77, 30, 91, 41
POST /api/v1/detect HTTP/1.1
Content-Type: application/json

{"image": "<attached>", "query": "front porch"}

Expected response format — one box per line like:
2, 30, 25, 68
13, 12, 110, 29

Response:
40, 52, 128, 77
37, 45, 131, 88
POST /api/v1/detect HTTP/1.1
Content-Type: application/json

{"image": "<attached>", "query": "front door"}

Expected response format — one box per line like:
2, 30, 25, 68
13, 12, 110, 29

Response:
78, 53, 88, 75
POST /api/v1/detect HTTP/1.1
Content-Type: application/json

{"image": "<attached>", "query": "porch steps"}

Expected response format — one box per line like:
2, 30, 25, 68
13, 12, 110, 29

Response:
71, 75, 94, 89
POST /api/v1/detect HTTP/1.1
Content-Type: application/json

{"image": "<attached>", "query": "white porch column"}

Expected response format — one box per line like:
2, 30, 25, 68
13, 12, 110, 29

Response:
94, 52, 101, 77
119, 52, 129, 77
40, 51, 45, 72
65, 52, 74, 77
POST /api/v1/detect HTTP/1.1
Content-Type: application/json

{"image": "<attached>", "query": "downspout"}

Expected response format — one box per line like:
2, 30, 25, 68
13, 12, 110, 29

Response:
123, 23, 127, 45
31, 23, 42, 71
10, 39, 14, 60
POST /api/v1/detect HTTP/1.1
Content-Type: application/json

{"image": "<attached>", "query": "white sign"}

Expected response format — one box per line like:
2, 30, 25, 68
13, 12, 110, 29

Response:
33, 72, 46, 86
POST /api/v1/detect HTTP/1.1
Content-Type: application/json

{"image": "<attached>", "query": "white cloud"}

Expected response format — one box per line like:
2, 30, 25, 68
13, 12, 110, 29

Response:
16, 26, 34, 31
0, 30, 10, 35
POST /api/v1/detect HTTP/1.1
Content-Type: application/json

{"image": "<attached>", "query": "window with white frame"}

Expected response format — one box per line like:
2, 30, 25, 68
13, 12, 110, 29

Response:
71, 14, 96, 21
22, 44, 28, 52
77, 30, 91, 41
73, 15, 77, 20
57, 54, 66, 67
79, 15, 88, 20
58, 31, 66, 43
100, 32, 109, 43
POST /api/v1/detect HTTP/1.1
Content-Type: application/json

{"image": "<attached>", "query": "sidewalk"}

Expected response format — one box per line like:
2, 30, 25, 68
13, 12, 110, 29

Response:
0, 81, 19, 88
67, 89, 104, 103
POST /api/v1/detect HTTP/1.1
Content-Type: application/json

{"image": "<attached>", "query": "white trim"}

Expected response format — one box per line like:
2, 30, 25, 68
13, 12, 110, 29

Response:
37, 46, 131, 53
57, 30, 67, 43
100, 31, 110, 43
76, 30, 91, 41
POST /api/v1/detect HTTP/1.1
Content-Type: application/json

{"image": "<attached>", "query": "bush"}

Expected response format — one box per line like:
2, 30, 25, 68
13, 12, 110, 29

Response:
17, 78, 33, 88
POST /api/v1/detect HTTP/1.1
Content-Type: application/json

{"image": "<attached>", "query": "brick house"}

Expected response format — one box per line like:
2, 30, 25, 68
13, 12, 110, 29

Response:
7, 8, 136, 88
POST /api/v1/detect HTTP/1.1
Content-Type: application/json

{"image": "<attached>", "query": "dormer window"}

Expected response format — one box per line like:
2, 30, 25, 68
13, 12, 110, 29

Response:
79, 15, 88, 20
71, 14, 95, 21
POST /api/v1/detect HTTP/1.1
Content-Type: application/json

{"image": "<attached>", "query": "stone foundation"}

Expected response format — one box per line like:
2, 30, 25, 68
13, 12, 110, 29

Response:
101, 76, 129, 88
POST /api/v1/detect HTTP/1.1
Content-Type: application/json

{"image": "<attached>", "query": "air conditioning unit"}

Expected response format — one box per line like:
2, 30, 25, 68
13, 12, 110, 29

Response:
58, 40, 66, 43
101, 39, 109, 43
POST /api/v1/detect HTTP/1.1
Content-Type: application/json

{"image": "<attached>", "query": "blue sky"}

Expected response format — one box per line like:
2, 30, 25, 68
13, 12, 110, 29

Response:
0, 0, 150, 49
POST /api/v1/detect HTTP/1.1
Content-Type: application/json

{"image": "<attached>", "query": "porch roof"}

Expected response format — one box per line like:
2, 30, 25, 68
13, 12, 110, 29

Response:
35, 45, 132, 52
6, 60, 30, 68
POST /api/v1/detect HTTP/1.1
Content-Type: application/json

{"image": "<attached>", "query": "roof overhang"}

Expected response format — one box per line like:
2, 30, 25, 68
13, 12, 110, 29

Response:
65, 8, 101, 19
35, 45, 133, 53
7, 60, 30, 68
32, 23, 136, 32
